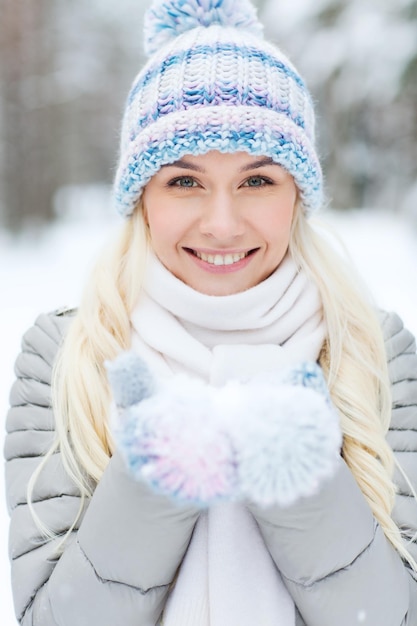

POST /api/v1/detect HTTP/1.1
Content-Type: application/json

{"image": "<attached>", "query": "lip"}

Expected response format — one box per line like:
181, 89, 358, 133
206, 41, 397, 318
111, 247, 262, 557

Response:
184, 247, 258, 274
188, 247, 254, 255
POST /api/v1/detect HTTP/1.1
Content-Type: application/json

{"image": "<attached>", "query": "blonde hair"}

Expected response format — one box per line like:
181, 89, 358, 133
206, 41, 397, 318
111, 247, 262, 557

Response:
289, 206, 416, 569
28, 208, 149, 538
28, 199, 416, 569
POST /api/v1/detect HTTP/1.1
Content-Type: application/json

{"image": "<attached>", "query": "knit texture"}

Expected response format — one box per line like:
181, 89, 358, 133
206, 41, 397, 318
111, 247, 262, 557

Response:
144, 0, 263, 56
105, 351, 155, 408
107, 355, 341, 506
113, 0, 323, 217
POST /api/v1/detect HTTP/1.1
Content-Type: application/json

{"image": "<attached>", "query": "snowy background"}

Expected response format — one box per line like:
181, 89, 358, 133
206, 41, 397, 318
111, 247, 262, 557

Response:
1, 197, 417, 623
1, 0, 417, 621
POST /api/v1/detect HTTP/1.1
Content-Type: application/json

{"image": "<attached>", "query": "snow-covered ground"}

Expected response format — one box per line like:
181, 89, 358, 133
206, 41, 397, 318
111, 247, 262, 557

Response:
1, 204, 417, 624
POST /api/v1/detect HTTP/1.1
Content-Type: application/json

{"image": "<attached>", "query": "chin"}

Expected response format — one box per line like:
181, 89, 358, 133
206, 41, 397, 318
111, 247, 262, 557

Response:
192, 280, 255, 296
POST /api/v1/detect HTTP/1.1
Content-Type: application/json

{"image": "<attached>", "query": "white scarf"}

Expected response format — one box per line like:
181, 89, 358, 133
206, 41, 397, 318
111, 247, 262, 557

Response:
131, 252, 326, 626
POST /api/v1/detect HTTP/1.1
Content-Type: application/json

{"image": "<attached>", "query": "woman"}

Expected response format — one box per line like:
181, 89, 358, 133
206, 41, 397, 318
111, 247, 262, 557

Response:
5, 0, 417, 624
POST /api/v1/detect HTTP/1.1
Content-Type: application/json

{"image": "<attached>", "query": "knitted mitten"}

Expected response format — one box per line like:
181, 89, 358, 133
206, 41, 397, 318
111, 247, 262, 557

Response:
106, 352, 237, 504
225, 364, 342, 507
106, 353, 341, 507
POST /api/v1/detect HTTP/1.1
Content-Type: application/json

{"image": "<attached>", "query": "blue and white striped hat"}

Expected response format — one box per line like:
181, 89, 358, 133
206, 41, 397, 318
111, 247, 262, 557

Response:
113, 0, 323, 217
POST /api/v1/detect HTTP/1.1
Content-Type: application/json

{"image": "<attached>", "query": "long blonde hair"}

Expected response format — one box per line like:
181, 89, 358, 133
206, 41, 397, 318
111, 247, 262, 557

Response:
29, 199, 416, 569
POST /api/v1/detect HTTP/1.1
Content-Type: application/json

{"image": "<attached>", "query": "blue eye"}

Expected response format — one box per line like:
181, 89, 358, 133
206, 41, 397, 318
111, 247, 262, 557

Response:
169, 176, 197, 188
244, 176, 271, 187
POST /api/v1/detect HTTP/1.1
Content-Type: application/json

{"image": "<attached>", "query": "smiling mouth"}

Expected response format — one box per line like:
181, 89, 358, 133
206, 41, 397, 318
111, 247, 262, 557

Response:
186, 248, 258, 266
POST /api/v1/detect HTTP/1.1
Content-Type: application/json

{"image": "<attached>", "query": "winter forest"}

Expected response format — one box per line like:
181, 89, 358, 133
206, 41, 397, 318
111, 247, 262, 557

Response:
1, 1, 417, 624
1, 0, 417, 230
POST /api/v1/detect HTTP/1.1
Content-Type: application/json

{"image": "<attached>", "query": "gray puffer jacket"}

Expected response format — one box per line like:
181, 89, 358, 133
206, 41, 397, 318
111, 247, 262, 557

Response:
4, 309, 417, 625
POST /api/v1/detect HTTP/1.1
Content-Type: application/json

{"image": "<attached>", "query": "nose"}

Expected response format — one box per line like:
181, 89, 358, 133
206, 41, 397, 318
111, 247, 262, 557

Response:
199, 192, 244, 241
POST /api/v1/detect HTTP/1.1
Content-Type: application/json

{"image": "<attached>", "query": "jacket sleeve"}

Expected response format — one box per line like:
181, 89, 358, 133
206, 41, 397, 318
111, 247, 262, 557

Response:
4, 311, 199, 626
248, 310, 417, 626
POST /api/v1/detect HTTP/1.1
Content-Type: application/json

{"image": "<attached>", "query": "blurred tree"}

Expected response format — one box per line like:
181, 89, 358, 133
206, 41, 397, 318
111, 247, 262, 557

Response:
1, 0, 58, 230
398, 0, 417, 217
0, 0, 416, 230
0, 0, 146, 231
262, 0, 417, 211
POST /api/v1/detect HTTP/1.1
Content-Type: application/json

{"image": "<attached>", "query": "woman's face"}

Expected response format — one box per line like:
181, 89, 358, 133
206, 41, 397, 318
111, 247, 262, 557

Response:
143, 150, 297, 296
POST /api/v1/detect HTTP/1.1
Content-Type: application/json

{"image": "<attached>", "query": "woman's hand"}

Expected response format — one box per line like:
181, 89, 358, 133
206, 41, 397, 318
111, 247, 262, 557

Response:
106, 354, 342, 508
229, 365, 342, 507
106, 353, 237, 504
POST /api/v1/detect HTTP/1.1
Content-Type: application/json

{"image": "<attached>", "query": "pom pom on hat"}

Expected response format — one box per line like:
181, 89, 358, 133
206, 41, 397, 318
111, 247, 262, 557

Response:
144, 0, 263, 56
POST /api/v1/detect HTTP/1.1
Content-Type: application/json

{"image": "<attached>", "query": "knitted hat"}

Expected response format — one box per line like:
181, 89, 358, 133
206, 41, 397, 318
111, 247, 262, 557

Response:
113, 0, 323, 217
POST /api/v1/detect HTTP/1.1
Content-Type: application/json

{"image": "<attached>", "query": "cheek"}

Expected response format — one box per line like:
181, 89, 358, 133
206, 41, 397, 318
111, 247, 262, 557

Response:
144, 194, 169, 241
261, 204, 294, 247
147, 216, 172, 257
145, 202, 187, 256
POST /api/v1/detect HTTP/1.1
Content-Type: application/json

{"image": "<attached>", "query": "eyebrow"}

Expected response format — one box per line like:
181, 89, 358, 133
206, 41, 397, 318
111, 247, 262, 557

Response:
161, 156, 276, 173
161, 159, 204, 172
240, 157, 275, 172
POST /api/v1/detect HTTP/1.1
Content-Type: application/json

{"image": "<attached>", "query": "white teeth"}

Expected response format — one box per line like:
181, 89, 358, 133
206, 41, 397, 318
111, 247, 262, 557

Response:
195, 251, 248, 265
